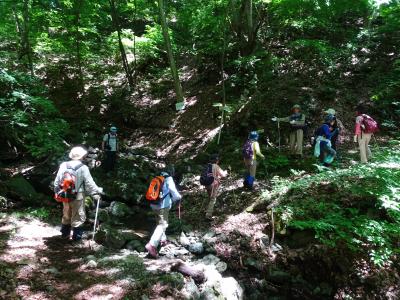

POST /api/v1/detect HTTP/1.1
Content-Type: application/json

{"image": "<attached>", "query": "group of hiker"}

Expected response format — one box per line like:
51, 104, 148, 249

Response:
53, 104, 378, 259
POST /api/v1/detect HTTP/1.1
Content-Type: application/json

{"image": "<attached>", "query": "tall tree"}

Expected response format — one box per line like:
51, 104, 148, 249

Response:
22, 0, 34, 76
74, 0, 84, 93
109, 0, 135, 89
157, 0, 184, 109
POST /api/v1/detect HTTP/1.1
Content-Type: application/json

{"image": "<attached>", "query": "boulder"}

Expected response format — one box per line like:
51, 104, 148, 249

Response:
109, 201, 132, 218
201, 268, 243, 300
181, 279, 200, 300
126, 240, 145, 252
94, 225, 144, 249
188, 242, 204, 255
0, 196, 7, 209
180, 232, 190, 247
198, 255, 227, 273
5, 176, 41, 202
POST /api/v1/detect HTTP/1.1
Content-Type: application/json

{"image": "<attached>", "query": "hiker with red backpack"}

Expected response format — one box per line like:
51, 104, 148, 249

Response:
243, 131, 265, 189
200, 154, 228, 219
145, 170, 182, 258
102, 126, 118, 173
54, 146, 103, 241
354, 105, 379, 163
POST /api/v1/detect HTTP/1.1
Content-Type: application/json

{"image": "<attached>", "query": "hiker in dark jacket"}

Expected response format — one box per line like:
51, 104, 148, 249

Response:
205, 154, 228, 219
323, 108, 345, 151
54, 146, 103, 241
314, 115, 337, 166
145, 171, 182, 258
102, 126, 118, 172
243, 131, 265, 189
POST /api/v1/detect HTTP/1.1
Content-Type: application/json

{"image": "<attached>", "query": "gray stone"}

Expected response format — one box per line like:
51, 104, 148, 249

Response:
220, 277, 244, 300
86, 260, 97, 268
97, 208, 110, 223
0, 196, 7, 209
180, 232, 190, 247
215, 261, 228, 273
94, 225, 143, 249
126, 240, 145, 252
189, 242, 204, 255
5, 176, 40, 202
181, 279, 200, 300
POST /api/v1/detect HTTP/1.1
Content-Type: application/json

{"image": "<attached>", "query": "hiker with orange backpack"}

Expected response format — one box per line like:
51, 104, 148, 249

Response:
200, 154, 228, 219
145, 170, 182, 258
54, 146, 103, 241
354, 105, 379, 163
243, 131, 265, 189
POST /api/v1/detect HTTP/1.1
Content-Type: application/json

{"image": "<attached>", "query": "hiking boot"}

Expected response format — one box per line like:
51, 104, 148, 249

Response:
72, 227, 84, 241
60, 224, 71, 239
145, 243, 158, 258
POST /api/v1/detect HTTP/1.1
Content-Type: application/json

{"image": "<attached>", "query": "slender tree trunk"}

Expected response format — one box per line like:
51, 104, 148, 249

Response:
12, 4, 23, 57
217, 12, 228, 145
22, 0, 34, 76
246, 0, 253, 36
157, 0, 184, 108
74, 0, 84, 94
133, 0, 138, 85
109, 0, 134, 89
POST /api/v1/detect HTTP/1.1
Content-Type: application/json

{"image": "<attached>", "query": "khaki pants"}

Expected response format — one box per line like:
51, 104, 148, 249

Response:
206, 181, 221, 217
149, 208, 169, 248
289, 129, 304, 155
62, 193, 86, 228
244, 159, 257, 177
358, 133, 372, 163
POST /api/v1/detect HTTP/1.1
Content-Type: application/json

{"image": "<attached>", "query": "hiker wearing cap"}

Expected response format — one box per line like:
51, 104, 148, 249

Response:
272, 105, 305, 157
243, 131, 265, 189
201, 154, 228, 219
323, 108, 345, 151
354, 105, 379, 163
54, 146, 103, 241
102, 126, 118, 172
314, 115, 337, 166
145, 170, 182, 258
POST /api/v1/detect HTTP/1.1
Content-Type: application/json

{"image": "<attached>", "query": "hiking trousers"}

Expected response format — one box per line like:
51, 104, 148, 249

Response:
149, 208, 169, 248
104, 151, 117, 172
62, 193, 86, 228
358, 133, 372, 163
206, 181, 221, 217
289, 129, 303, 156
244, 158, 257, 177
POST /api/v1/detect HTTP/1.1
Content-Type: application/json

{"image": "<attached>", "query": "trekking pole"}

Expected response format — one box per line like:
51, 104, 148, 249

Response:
91, 195, 101, 248
277, 120, 281, 152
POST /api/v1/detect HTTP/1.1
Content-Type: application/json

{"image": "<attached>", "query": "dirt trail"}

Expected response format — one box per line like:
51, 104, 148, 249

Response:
0, 215, 130, 300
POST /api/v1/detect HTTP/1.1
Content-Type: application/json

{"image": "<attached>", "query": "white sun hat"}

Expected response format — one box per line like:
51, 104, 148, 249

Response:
324, 108, 336, 116
69, 146, 88, 160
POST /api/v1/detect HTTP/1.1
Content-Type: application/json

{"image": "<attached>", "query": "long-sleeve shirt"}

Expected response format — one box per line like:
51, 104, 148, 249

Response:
316, 124, 333, 148
54, 160, 103, 196
151, 176, 182, 210
252, 141, 265, 160
354, 115, 364, 135
278, 113, 306, 126
211, 164, 227, 184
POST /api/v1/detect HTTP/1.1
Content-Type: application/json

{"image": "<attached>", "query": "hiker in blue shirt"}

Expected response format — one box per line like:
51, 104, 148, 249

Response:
145, 170, 182, 258
102, 126, 118, 173
314, 115, 337, 166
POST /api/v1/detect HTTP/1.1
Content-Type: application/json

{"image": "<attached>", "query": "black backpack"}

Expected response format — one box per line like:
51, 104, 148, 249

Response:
200, 163, 214, 186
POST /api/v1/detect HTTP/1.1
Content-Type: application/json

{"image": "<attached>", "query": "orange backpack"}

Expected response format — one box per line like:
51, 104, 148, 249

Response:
54, 163, 83, 203
145, 176, 165, 202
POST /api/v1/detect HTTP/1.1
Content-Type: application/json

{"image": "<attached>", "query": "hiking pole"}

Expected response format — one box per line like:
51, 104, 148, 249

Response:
277, 120, 281, 152
91, 195, 101, 248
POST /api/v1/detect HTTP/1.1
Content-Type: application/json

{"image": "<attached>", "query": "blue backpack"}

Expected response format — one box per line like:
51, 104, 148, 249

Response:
242, 140, 254, 159
200, 163, 214, 186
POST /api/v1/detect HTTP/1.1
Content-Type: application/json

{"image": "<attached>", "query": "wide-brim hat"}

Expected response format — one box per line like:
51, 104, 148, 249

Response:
324, 108, 336, 116
110, 126, 117, 133
292, 104, 301, 110
69, 146, 88, 160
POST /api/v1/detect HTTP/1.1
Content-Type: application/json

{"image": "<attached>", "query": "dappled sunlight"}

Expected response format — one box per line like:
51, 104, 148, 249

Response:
74, 280, 131, 300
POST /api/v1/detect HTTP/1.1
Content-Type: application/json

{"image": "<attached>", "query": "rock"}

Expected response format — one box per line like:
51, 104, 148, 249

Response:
85, 255, 96, 262
267, 270, 291, 284
97, 208, 110, 223
203, 231, 217, 245
5, 176, 40, 202
86, 260, 97, 268
181, 279, 200, 300
0, 196, 7, 209
271, 243, 283, 252
220, 277, 244, 300
109, 201, 132, 218
198, 254, 227, 273
94, 225, 144, 249
43, 268, 60, 276
202, 268, 243, 300
189, 242, 204, 255
126, 240, 145, 252
180, 232, 190, 247
215, 261, 228, 273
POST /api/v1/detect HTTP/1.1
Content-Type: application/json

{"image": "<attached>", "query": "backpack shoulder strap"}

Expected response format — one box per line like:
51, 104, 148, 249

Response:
73, 163, 84, 172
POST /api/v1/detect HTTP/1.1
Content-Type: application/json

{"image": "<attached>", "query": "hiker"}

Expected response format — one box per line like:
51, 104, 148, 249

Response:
243, 131, 265, 189
145, 170, 182, 258
54, 146, 103, 241
200, 154, 228, 219
272, 104, 306, 157
323, 108, 345, 151
354, 106, 378, 163
102, 126, 118, 172
314, 115, 337, 166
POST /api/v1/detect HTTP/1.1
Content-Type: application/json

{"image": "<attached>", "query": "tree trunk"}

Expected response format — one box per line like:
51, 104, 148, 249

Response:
157, 0, 184, 108
74, 0, 84, 94
12, 4, 23, 58
109, 0, 134, 89
22, 0, 34, 76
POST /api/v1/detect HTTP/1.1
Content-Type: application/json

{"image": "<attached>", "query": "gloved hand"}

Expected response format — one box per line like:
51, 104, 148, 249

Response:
92, 194, 101, 202
271, 117, 277, 122
353, 135, 358, 143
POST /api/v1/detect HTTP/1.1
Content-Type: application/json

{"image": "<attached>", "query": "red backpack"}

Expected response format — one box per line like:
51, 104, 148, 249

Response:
54, 163, 83, 203
362, 114, 379, 134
